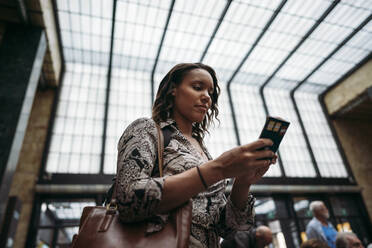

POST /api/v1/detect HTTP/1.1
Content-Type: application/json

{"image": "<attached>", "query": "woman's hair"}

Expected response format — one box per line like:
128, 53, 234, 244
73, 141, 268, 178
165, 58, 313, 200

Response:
152, 63, 220, 142
301, 239, 330, 248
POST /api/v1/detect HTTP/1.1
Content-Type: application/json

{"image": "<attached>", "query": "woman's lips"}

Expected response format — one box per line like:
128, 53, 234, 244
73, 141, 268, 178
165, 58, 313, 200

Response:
195, 105, 208, 112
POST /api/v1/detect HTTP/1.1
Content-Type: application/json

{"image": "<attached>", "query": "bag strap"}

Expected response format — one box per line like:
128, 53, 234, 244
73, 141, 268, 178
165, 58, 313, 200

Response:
155, 123, 164, 177
103, 124, 172, 205
109, 122, 164, 206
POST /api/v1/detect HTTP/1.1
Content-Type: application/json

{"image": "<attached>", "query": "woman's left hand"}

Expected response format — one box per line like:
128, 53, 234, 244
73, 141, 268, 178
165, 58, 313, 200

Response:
234, 154, 277, 186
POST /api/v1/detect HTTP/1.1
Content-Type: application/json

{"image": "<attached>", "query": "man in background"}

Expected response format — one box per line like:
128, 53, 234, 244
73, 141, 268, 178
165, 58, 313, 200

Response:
221, 225, 272, 248
306, 201, 338, 248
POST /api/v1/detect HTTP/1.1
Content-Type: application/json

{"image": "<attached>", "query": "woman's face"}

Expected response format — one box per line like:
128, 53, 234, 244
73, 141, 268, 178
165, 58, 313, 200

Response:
172, 68, 214, 125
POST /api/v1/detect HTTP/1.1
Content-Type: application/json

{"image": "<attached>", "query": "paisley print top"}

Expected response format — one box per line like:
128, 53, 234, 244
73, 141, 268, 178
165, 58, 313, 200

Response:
116, 118, 255, 248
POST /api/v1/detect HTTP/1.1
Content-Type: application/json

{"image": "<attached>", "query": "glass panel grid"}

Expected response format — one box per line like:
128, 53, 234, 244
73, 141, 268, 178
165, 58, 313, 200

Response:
48, 201, 95, 220
306, 25, 372, 85
61, 227, 79, 243
203, 0, 282, 83
238, 0, 332, 85
339, 0, 372, 11
46, 64, 106, 174
204, 85, 237, 158
230, 84, 281, 177
295, 84, 348, 178
104, 69, 152, 174
275, 2, 371, 82
154, 0, 226, 77
56, 0, 113, 66
264, 79, 317, 177
112, 0, 171, 71
49, 1, 371, 180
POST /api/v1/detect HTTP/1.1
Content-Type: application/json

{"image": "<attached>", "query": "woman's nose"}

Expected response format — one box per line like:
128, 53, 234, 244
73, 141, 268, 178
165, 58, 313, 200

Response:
201, 91, 211, 103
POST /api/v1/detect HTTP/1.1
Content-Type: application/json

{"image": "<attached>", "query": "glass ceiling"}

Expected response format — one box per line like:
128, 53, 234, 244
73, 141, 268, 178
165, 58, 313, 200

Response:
47, 0, 372, 178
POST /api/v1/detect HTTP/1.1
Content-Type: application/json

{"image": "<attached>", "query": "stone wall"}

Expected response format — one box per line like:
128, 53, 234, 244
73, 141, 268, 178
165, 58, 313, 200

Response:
324, 60, 372, 115
324, 59, 372, 223
9, 89, 56, 248
333, 119, 372, 223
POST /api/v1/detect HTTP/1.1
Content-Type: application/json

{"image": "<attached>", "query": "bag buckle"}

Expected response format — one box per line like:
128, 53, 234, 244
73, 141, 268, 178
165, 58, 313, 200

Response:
106, 202, 117, 211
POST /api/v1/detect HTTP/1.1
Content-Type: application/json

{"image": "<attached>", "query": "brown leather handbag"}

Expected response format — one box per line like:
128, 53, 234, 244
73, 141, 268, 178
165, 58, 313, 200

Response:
71, 124, 192, 248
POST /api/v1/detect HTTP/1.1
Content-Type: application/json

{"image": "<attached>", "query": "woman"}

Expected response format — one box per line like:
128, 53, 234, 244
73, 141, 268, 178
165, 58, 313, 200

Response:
116, 63, 277, 247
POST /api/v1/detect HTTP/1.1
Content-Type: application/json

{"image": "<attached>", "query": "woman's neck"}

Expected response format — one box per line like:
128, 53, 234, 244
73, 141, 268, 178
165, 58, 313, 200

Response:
172, 114, 193, 137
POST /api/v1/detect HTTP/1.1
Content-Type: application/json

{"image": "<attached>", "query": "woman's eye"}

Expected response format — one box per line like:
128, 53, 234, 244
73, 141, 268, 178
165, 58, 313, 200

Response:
193, 85, 201, 90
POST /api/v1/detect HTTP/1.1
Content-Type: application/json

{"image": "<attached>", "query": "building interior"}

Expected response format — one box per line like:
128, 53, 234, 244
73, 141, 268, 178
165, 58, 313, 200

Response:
0, 0, 372, 247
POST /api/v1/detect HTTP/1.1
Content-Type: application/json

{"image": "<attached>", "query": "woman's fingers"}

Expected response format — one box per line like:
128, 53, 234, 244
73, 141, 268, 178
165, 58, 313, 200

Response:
243, 158, 272, 170
241, 138, 273, 151
217, 139, 277, 179
256, 165, 270, 176
249, 149, 274, 160
271, 154, 278, 164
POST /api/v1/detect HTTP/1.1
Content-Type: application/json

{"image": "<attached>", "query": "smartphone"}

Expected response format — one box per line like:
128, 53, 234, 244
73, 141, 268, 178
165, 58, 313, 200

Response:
257, 116, 290, 155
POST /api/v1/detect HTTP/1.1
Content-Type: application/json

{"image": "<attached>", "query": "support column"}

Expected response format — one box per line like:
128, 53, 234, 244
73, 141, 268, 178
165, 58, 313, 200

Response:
0, 24, 46, 229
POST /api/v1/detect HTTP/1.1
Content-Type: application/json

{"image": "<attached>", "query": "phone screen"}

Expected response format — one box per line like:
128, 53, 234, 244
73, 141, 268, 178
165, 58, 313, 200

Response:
258, 116, 290, 153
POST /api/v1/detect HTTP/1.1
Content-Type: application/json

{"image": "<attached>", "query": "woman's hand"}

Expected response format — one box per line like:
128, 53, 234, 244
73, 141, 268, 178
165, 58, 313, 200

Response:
158, 139, 276, 213
212, 138, 275, 180
234, 154, 277, 186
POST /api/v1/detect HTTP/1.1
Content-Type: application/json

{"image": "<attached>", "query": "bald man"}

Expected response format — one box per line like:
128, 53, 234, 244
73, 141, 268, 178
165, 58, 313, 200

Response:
221, 225, 273, 248
336, 232, 364, 248
306, 201, 338, 248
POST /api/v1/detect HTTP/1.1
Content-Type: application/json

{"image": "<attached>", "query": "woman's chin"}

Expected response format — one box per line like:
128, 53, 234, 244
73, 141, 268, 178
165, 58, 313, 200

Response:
189, 112, 207, 124
194, 117, 206, 123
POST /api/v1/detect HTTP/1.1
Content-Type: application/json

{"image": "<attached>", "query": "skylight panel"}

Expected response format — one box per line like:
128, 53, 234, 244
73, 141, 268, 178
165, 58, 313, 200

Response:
154, 0, 225, 77
203, 0, 282, 83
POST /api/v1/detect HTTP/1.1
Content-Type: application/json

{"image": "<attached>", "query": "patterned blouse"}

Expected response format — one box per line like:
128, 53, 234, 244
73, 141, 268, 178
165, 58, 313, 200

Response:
116, 118, 255, 248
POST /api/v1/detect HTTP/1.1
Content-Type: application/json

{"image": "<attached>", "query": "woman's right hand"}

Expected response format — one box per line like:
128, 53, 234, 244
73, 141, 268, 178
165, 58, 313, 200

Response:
213, 138, 275, 180
157, 138, 274, 213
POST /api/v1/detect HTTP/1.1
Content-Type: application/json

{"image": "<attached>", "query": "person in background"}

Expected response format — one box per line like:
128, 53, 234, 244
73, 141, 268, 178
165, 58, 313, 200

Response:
306, 201, 338, 248
335, 232, 364, 248
220, 225, 273, 248
301, 239, 331, 248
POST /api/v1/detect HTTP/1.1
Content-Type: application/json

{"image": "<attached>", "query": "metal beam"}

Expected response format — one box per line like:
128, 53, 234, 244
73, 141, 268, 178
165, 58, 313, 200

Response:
150, 0, 176, 104
227, 0, 287, 89
226, 0, 288, 147
225, 0, 288, 174
36, 181, 361, 194
36, 184, 110, 194
199, 0, 232, 62
100, 0, 118, 174
291, 13, 372, 95
290, 13, 372, 180
259, 1, 340, 94
15, 0, 29, 24
278, 0, 342, 177
38, 1, 73, 180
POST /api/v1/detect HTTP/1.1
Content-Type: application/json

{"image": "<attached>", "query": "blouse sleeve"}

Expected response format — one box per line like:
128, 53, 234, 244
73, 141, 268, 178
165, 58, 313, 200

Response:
116, 118, 165, 223
216, 193, 256, 239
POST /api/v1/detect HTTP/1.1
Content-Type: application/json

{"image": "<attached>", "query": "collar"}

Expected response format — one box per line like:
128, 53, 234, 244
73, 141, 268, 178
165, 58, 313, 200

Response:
158, 118, 177, 129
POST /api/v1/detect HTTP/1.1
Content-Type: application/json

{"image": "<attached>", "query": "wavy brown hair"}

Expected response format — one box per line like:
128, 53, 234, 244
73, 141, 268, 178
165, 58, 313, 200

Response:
152, 63, 220, 142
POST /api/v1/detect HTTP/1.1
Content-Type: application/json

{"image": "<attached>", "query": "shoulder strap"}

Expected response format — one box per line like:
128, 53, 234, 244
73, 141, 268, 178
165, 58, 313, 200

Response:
162, 126, 172, 148
154, 123, 164, 177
